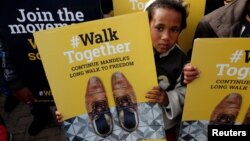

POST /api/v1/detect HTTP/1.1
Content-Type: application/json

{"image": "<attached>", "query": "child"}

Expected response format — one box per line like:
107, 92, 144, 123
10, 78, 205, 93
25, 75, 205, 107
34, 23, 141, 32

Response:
144, 0, 188, 141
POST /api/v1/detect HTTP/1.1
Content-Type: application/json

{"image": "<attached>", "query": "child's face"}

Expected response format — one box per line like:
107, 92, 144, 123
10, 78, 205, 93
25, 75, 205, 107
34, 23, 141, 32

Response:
150, 7, 182, 54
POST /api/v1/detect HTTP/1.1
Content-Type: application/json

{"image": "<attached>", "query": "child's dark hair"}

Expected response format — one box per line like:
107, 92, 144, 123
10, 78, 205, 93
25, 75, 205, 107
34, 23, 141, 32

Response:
146, 0, 187, 31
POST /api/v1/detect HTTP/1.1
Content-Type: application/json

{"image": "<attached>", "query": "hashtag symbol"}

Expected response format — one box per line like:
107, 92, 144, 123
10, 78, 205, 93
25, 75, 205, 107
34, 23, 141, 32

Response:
230, 50, 243, 63
71, 36, 80, 48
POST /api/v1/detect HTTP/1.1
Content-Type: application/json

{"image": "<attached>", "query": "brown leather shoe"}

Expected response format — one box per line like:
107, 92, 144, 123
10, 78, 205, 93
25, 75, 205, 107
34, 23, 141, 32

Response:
209, 92, 242, 125
111, 72, 139, 132
242, 107, 250, 125
85, 77, 113, 137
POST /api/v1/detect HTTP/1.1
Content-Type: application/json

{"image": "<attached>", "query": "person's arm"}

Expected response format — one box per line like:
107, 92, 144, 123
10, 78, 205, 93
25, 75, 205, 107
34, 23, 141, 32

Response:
146, 74, 186, 119
146, 86, 169, 106
55, 111, 64, 123
183, 63, 200, 84
163, 74, 185, 119
194, 20, 217, 39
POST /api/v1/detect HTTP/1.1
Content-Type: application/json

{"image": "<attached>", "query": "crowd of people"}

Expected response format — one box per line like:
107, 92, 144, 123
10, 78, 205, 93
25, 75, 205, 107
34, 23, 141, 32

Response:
1, 0, 249, 141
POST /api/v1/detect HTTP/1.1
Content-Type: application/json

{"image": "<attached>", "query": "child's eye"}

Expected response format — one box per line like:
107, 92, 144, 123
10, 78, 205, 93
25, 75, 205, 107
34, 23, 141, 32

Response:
156, 26, 164, 32
156, 26, 164, 31
171, 28, 180, 33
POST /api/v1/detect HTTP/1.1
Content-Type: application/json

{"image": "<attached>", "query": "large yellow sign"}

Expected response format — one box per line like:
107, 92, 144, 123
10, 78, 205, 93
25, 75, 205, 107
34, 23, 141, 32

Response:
34, 12, 157, 119
179, 38, 250, 140
183, 38, 250, 121
34, 12, 166, 140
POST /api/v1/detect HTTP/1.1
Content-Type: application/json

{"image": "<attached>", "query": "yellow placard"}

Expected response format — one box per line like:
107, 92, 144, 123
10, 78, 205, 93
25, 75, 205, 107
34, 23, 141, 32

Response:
183, 38, 250, 122
179, 38, 250, 140
34, 12, 167, 141
34, 11, 157, 120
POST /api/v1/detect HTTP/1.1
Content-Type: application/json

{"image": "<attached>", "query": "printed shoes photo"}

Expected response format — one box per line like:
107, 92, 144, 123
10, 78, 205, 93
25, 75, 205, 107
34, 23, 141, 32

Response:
209, 92, 242, 125
85, 77, 113, 137
111, 72, 139, 132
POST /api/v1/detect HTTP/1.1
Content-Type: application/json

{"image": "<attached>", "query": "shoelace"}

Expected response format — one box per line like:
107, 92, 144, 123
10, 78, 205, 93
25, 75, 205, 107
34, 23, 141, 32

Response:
116, 95, 131, 106
89, 100, 112, 136
116, 96, 138, 130
116, 95, 136, 110
89, 100, 110, 119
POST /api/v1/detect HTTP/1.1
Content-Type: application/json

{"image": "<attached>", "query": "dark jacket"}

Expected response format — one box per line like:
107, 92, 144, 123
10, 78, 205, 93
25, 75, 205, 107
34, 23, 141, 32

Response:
188, 0, 249, 59
155, 44, 188, 130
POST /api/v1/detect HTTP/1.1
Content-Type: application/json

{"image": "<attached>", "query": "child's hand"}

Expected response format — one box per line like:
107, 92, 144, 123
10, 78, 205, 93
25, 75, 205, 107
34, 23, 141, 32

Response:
55, 111, 64, 123
146, 86, 169, 106
183, 63, 200, 84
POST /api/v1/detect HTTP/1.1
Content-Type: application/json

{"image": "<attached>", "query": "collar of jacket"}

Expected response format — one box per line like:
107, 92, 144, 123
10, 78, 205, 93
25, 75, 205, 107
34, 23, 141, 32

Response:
204, 0, 248, 37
